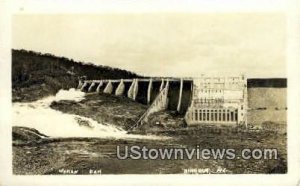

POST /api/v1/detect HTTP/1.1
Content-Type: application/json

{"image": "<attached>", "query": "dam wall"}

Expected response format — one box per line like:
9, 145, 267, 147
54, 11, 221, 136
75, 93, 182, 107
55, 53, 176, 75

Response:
78, 78, 187, 128
150, 81, 161, 103
136, 81, 149, 105
180, 80, 193, 115
167, 81, 180, 111
76, 77, 288, 129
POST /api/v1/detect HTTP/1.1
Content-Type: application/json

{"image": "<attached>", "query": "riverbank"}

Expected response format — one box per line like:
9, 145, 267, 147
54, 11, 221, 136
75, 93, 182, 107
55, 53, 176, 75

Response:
13, 125, 287, 174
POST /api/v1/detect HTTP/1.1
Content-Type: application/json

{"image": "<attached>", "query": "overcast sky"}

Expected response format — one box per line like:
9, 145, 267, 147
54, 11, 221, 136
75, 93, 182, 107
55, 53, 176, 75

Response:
12, 13, 286, 78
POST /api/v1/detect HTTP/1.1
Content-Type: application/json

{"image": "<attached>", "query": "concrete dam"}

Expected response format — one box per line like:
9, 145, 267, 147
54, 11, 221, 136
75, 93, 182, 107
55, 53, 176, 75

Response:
77, 76, 248, 129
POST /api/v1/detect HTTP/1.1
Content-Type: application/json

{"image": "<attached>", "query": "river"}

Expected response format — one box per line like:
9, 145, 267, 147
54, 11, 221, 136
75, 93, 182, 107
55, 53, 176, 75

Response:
12, 88, 166, 140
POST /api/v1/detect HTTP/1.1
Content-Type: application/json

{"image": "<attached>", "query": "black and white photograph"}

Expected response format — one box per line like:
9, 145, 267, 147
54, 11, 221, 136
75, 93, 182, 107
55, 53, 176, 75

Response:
1, 0, 300, 185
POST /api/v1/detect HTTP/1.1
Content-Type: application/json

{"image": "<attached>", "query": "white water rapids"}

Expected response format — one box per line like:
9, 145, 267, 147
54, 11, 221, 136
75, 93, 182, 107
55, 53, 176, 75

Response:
13, 88, 166, 140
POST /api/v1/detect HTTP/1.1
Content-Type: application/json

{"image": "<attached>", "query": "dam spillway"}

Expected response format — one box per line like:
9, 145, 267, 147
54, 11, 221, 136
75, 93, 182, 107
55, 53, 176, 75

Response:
77, 76, 248, 129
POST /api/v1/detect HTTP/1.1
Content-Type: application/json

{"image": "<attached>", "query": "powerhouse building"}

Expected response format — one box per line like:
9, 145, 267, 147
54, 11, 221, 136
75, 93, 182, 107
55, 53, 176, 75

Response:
185, 75, 247, 126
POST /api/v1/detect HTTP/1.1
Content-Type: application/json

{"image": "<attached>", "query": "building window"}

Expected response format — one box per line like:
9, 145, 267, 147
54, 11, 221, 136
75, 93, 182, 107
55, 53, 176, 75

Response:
227, 111, 230, 122
195, 109, 198, 121
215, 110, 217, 121
235, 110, 238, 121
207, 110, 210, 121
199, 110, 202, 121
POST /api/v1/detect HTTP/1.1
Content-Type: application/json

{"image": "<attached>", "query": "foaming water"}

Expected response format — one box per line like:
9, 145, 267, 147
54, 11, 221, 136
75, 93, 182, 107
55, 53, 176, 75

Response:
13, 89, 167, 140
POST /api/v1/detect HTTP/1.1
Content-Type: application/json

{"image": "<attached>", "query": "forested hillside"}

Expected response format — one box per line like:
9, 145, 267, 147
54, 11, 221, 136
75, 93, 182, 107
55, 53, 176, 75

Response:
12, 49, 140, 102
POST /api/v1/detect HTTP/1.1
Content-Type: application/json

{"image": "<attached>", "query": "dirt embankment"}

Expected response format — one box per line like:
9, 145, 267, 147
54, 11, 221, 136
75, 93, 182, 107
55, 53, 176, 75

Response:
50, 93, 148, 130
13, 126, 48, 144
